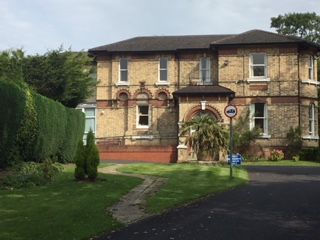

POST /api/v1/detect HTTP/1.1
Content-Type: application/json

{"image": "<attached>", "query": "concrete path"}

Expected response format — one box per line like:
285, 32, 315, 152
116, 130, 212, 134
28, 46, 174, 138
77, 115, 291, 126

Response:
97, 166, 320, 240
99, 165, 167, 224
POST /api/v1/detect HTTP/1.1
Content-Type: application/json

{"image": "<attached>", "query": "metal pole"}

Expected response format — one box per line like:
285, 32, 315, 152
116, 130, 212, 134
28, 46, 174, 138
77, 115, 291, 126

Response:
229, 117, 233, 178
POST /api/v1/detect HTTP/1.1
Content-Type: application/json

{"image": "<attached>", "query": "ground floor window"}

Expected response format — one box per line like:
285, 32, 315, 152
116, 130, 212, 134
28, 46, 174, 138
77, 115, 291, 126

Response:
250, 103, 268, 136
137, 105, 150, 128
77, 106, 96, 142
309, 104, 316, 136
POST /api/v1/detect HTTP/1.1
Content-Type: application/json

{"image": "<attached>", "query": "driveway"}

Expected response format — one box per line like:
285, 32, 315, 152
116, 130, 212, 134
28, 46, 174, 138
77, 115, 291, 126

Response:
97, 166, 320, 240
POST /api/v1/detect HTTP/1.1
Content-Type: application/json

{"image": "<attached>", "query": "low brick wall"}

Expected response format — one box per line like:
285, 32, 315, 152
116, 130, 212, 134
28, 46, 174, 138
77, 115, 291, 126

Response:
98, 144, 178, 163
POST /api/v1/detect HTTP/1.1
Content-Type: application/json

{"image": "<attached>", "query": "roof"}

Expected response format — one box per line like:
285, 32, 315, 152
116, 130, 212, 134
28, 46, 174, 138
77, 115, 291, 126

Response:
89, 35, 233, 53
89, 29, 320, 54
212, 29, 320, 48
173, 85, 235, 97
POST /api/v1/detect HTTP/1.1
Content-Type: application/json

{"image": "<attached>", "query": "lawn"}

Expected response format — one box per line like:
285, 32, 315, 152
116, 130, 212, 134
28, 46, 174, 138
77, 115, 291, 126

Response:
243, 160, 320, 167
0, 166, 142, 240
119, 163, 248, 214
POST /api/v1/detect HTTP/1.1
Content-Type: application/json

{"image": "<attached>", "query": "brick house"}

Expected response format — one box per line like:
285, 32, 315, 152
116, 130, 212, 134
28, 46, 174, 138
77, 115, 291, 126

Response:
88, 29, 319, 163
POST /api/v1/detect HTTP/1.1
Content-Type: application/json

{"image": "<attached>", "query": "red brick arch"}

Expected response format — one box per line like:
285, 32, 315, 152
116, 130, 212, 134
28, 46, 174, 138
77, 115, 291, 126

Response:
184, 105, 223, 122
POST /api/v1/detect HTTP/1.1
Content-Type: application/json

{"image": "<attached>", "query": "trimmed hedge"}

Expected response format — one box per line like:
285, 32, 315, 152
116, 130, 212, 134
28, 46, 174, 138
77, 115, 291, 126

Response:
0, 80, 84, 168
299, 148, 320, 162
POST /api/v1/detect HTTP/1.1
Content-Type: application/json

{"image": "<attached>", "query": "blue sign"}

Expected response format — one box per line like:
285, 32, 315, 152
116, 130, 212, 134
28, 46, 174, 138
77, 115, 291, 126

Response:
227, 153, 244, 166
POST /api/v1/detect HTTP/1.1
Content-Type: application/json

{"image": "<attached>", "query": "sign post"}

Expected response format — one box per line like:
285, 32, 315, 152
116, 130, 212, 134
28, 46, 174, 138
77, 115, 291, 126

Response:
224, 105, 238, 178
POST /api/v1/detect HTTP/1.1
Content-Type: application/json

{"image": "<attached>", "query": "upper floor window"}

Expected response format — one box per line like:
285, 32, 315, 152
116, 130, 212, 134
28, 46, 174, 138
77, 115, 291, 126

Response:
308, 56, 314, 80
250, 53, 267, 79
309, 104, 316, 136
119, 58, 128, 82
250, 103, 269, 137
200, 57, 211, 83
159, 58, 168, 82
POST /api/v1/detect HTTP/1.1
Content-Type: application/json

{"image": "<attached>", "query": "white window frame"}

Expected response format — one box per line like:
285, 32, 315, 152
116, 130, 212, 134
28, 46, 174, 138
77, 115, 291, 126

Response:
200, 57, 211, 84
136, 104, 151, 129
158, 57, 168, 83
248, 53, 269, 82
309, 104, 316, 136
118, 58, 129, 85
309, 55, 315, 80
77, 106, 96, 143
249, 103, 270, 138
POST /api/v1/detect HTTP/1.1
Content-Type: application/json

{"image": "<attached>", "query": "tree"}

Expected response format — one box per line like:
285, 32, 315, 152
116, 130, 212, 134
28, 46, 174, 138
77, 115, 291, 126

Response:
74, 140, 85, 180
0, 49, 24, 83
0, 48, 96, 108
85, 130, 100, 180
22, 48, 96, 108
74, 130, 100, 181
271, 12, 320, 43
180, 115, 228, 161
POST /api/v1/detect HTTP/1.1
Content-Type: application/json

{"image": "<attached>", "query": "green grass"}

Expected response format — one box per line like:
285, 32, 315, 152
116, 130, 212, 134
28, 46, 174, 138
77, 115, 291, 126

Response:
119, 163, 248, 214
0, 166, 142, 240
243, 160, 320, 167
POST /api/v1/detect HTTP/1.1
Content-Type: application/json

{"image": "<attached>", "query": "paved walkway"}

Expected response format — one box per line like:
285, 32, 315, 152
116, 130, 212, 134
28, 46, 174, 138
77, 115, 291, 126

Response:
99, 165, 167, 224
97, 166, 320, 240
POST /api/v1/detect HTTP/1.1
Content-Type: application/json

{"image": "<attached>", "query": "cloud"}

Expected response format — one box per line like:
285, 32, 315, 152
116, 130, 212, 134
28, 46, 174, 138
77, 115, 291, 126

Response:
0, 0, 319, 54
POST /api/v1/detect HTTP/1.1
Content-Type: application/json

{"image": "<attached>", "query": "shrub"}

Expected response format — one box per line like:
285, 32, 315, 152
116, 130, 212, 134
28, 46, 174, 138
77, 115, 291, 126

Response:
233, 112, 261, 155
1, 161, 62, 188
286, 127, 302, 159
269, 149, 285, 161
74, 141, 86, 180
299, 148, 320, 162
86, 130, 100, 180
74, 130, 100, 181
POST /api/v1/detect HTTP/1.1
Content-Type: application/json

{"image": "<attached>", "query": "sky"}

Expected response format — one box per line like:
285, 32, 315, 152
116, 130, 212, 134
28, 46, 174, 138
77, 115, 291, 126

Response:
0, 0, 319, 55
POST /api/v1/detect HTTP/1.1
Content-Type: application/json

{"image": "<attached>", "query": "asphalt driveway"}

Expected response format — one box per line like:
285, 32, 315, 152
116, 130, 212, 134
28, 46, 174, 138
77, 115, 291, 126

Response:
97, 166, 320, 240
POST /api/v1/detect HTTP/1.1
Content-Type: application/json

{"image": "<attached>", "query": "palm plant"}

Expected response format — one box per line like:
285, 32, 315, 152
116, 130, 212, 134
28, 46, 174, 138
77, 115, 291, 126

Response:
180, 114, 228, 161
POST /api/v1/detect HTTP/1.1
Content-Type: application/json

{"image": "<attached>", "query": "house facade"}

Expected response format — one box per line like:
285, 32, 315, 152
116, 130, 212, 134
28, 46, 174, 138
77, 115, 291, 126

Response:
88, 30, 319, 163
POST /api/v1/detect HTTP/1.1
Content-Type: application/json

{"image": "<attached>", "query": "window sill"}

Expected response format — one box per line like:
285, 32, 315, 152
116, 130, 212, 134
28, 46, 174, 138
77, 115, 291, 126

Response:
247, 78, 270, 83
136, 126, 150, 130
302, 135, 319, 140
155, 81, 169, 86
177, 144, 188, 149
116, 82, 129, 86
301, 80, 320, 85
257, 134, 271, 139
132, 135, 154, 140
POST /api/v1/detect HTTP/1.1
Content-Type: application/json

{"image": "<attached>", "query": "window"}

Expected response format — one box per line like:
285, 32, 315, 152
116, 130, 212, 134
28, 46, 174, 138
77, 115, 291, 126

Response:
250, 53, 267, 79
250, 103, 269, 136
200, 57, 211, 83
84, 108, 96, 134
309, 104, 316, 136
77, 107, 96, 143
137, 105, 150, 128
308, 56, 314, 80
159, 58, 168, 82
119, 58, 128, 82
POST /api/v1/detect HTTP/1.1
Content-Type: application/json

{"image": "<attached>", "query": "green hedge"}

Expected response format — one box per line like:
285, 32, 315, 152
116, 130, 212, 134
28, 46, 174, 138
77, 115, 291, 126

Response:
0, 80, 84, 168
299, 148, 320, 162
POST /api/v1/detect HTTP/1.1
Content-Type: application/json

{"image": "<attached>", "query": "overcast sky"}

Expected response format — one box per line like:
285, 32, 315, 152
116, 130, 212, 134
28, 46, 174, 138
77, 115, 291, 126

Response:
0, 0, 319, 54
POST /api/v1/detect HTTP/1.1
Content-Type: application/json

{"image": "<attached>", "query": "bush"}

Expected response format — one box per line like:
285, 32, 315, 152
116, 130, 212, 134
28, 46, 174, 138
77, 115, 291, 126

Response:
269, 149, 285, 161
286, 127, 302, 159
74, 141, 86, 180
74, 130, 100, 181
0, 80, 85, 168
299, 148, 320, 162
86, 130, 100, 180
1, 161, 62, 188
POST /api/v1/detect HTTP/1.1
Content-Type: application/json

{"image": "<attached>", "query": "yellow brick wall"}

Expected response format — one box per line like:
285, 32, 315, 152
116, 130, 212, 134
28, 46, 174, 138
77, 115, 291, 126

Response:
95, 46, 319, 151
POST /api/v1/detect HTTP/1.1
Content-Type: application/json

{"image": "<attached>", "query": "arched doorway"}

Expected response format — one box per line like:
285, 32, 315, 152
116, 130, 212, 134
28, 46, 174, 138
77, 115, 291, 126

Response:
183, 105, 223, 161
